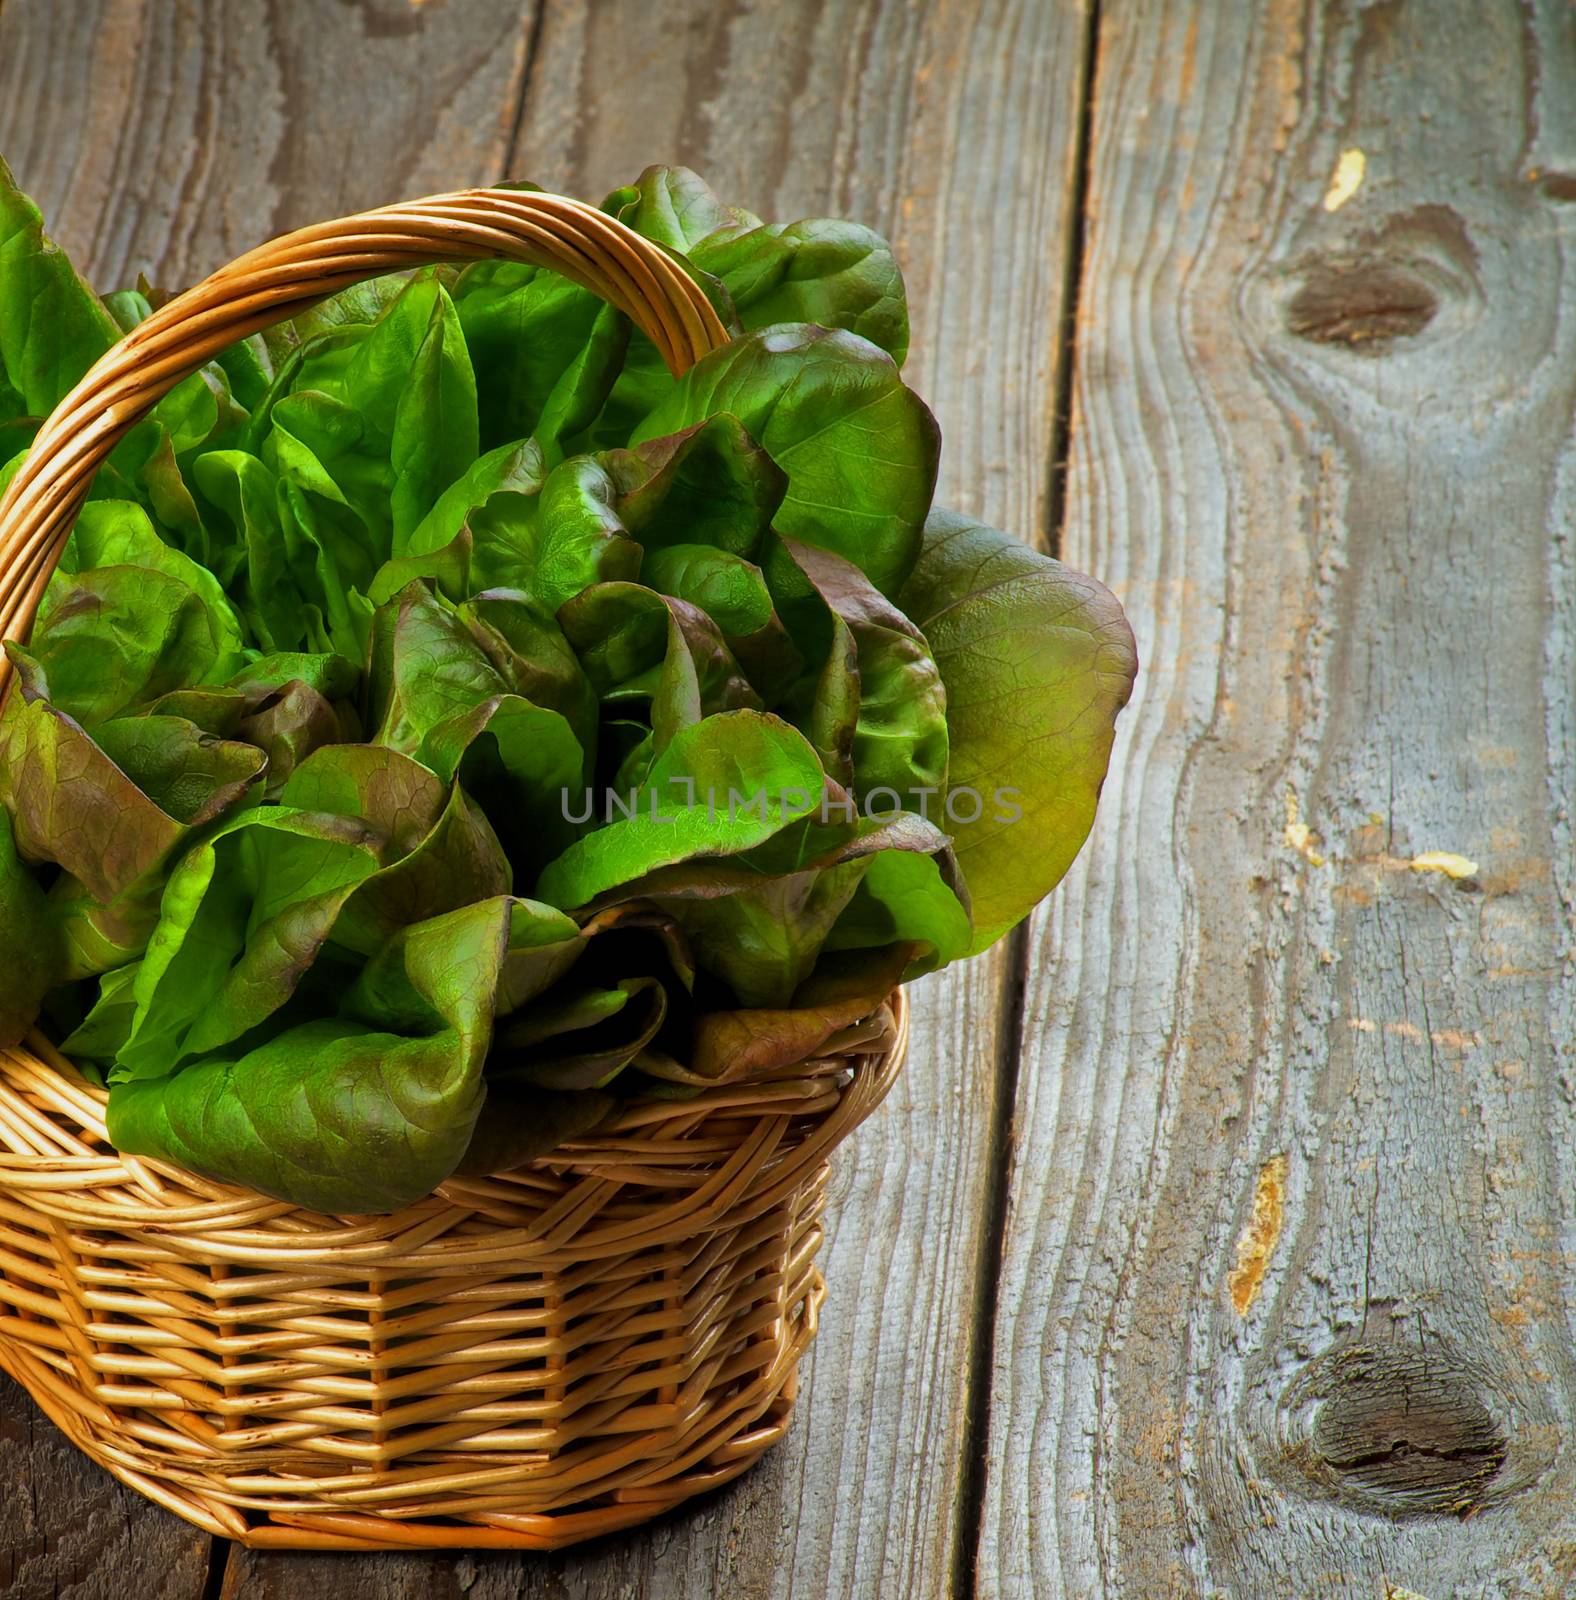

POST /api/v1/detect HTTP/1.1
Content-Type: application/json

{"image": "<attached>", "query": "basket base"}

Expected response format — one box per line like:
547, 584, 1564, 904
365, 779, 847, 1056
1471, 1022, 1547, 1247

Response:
1, 1319, 805, 1552
0, 994, 907, 1552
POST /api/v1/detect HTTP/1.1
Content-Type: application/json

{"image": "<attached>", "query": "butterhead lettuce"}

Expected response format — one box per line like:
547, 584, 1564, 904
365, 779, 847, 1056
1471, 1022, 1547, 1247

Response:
0, 160, 1136, 1212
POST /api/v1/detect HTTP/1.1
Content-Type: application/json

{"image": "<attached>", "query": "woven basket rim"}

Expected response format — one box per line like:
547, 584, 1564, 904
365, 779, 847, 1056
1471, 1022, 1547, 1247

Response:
0, 990, 907, 1237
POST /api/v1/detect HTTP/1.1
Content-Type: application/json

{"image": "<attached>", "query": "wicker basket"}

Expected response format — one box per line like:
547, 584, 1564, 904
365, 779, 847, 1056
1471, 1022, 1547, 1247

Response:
0, 190, 911, 1551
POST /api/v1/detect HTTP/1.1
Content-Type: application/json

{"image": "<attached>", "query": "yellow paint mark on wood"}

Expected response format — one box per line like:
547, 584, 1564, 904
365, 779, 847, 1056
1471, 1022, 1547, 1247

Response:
1323, 147, 1366, 211
1409, 850, 1478, 879
1347, 1018, 1480, 1049
1431, 1028, 1481, 1051
1283, 789, 1326, 866
1228, 1154, 1288, 1315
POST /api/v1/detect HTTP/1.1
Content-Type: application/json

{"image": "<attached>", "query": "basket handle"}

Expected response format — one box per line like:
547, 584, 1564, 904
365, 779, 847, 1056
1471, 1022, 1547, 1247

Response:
0, 188, 732, 670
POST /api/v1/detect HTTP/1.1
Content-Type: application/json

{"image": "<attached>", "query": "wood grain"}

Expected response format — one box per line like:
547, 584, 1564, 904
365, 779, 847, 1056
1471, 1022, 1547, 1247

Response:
0, 0, 538, 289
979, 1, 1576, 1595
0, 1381, 213, 1600
0, 0, 1094, 1595
0, 2, 536, 1593
219, 1, 1093, 1595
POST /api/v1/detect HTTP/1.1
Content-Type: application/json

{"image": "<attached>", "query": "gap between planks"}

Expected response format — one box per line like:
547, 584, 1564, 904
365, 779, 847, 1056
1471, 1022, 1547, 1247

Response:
951, 3, 1105, 1597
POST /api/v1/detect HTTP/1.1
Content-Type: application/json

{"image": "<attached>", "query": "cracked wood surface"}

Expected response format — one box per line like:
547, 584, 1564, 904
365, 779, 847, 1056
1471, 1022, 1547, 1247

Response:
977, 2, 1576, 1596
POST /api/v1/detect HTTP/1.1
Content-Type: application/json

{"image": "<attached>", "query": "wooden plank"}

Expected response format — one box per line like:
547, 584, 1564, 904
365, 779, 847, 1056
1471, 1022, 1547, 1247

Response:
513, 4, 1089, 1596
220, 0, 1093, 1595
979, 1, 1576, 1595
0, 0, 538, 288
0, 1386, 214, 1600
0, 3, 540, 1592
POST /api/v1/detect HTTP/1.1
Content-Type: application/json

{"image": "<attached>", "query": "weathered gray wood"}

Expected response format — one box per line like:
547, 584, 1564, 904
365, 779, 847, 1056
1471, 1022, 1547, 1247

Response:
0, 1386, 214, 1600
218, 1, 1092, 1595
0, 0, 538, 288
980, 1, 1576, 1595
0, 2, 539, 1592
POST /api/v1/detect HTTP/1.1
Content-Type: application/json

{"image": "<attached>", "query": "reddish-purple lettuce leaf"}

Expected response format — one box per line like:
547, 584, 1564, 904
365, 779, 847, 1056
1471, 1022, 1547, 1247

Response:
689, 943, 912, 1082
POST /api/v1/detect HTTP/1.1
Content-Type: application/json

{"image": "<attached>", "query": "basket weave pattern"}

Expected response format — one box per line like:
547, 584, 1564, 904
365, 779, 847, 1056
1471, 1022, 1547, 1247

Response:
0, 191, 910, 1550
0, 1000, 904, 1550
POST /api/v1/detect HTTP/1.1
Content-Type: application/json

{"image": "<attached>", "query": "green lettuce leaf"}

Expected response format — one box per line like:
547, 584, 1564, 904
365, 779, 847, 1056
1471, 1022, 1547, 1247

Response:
689, 942, 912, 1082
897, 510, 1137, 952
112, 744, 508, 1080
462, 590, 599, 756
591, 166, 909, 443
366, 582, 587, 870
776, 536, 948, 810
0, 684, 266, 980
492, 974, 667, 1091
573, 811, 961, 1007
0, 156, 118, 419
454, 260, 629, 458
23, 500, 251, 725
107, 894, 565, 1213
457, 415, 782, 618
535, 709, 828, 909
0, 807, 64, 1046
632, 325, 938, 597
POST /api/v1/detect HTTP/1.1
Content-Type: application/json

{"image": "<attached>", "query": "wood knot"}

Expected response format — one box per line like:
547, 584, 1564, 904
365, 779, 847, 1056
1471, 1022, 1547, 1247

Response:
1275, 1341, 1521, 1517
1268, 205, 1477, 358
1309, 1347, 1505, 1511
1284, 259, 1438, 348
